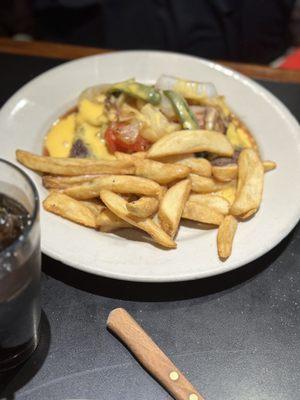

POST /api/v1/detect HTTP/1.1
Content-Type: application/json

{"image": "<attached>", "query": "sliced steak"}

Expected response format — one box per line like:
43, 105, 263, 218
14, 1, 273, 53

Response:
211, 149, 242, 166
190, 105, 227, 133
70, 139, 89, 158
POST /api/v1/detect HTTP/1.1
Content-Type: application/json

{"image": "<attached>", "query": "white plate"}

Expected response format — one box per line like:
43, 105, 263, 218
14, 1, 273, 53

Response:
0, 51, 300, 282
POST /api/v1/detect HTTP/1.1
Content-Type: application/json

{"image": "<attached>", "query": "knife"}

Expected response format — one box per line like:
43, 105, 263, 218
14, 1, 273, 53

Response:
107, 308, 205, 400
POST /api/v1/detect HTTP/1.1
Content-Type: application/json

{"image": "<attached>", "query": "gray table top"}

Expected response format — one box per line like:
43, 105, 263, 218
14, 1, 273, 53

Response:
0, 53, 299, 400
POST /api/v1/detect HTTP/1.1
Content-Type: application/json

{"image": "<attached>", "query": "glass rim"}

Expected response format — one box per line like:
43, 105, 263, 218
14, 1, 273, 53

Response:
0, 158, 39, 258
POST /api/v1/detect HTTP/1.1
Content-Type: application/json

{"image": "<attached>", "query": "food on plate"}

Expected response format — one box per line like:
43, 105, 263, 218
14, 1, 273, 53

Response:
110, 79, 162, 105
134, 159, 190, 184
80, 200, 105, 218
212, 160, 276, 182
96, 209, 131, 232
217, 215, 238, 258
188, 194, 230, 215
100, 189, 176, 248
126, 197, 159, 218
183, 202, 224, 226
158, 179, 191, 238
42, 174, 102, 189
190, 174, 234, 193
174, 156, 212, 177
147, 130, 234, 158
211, 185, 237, 206
43, 192, 99, 228
212, 164, 238, 182
16, 150, 134, 175
230, 148, 264, 218
115, 151, 147, 161
62, 175, 162, 200
45, 113, 75, 158
164, 90, 199, 130
16, 75, 276, 258
262, 160, 277, 172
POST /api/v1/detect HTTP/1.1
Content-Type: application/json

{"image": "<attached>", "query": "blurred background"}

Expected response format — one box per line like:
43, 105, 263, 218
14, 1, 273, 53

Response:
1, 0, 300, 67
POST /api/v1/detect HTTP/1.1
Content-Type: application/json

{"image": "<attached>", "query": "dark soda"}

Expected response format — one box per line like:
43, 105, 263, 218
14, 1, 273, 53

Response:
0, 193, 41, 371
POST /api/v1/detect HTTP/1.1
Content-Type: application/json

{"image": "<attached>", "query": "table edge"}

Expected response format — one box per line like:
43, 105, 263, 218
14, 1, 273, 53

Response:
0, 37, 300, 84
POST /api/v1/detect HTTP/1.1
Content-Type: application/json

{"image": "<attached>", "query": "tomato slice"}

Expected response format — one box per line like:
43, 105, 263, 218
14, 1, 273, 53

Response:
105, 123, 151, 154
104, 126, 118, 153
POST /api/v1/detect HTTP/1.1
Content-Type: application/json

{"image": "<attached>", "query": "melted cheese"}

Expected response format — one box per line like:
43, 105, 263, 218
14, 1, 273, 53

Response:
76, 122, 115, 160
226, 122, 253, 149
78, 98, 108, 126
75, 112, 85, 126
45, 113, 75, 157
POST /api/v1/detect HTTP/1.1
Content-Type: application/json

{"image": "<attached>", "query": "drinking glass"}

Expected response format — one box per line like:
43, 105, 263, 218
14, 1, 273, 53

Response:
0, 159, 41, 371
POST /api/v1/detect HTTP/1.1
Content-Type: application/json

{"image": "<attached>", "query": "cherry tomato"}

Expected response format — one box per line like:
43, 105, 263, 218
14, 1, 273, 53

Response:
105, 123, 151, 154
104, 126, 118, 153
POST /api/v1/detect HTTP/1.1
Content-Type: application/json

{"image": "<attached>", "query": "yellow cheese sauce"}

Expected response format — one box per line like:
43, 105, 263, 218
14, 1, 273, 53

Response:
226, 122, 253, 149
78, 98, 108, 126
44, 113, 75, 158
75, 122, 115, 160
226, 116, 258, 152
44, 98, 115, 160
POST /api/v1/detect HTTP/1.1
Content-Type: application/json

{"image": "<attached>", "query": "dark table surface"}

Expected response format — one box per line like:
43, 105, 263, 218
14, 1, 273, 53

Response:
0, 53, 299, 400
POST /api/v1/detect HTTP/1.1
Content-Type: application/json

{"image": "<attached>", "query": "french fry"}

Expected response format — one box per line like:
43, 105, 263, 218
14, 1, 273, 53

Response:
238, 209, 256, 220
212, 164, 237, 182
147, 130, 234, 158
114, 152, 129, 161
212, 160, 277, 182
159, 179, 191, 238
177, 157, 212, 177
134, 159, 190, 184
126, 197, 159, 218
43, 174, 101, 189
96, 209, 131, 231
230, 149, 264, 217
211, 185, 237, 206
182, 202, 224, 225
217, 215, 238, 259
158, 186, 168, 203
115, 151, 147, 161
43, 192, 97, 227
190, 174, 233, 193
63, 175, 162, 200
263, 160, 277, 172
16, 150, 135, 176
188, 194, 230, 215
152, 212, 161, 226
100, 189, 176, 248
80, 201, 105, 218
157, 154, 212, 177
155, 153, 195, 163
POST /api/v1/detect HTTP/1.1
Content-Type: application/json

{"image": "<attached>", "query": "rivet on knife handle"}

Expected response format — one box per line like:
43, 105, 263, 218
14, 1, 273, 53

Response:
107, 308, 205, 400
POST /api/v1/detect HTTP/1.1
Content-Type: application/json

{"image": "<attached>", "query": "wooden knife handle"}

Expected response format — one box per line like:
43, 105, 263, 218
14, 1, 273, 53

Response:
107, 308, 205, 400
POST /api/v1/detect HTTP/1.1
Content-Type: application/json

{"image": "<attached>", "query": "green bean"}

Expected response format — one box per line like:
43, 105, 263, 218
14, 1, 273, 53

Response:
110, 80, 161, 105
164, 90, 199, 130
